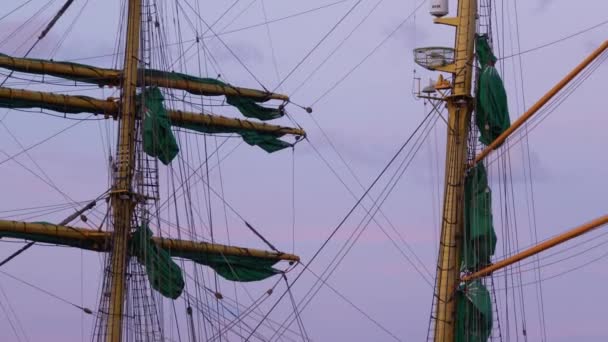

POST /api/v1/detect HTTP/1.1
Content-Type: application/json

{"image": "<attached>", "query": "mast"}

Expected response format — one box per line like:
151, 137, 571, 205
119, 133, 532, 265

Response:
106, 0, 141, 340
0, 1, 305, 339
432, 0, 477, 341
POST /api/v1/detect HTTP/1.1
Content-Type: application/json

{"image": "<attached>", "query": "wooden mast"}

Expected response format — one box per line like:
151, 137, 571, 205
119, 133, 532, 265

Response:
432, 0, 477, 341
0, 1, 305, 340
106, 0, 141, 340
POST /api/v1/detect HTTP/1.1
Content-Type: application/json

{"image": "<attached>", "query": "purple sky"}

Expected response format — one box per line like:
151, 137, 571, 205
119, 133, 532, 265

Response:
0, 0, 607, 341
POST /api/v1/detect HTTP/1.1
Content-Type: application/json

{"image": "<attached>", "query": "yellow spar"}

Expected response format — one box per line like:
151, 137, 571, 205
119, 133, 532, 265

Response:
462, 215, 608, 282
472, 39, 608, 165
0, 219, 299, 263
0, 87, 305, 138
0, 54, 288, 101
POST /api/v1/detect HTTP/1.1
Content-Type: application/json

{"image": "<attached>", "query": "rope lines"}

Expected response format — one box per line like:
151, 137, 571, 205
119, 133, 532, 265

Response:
271, 0, 365, 92
272, 110, 441, 340
0, 281, 30, 342
0, 1, 34, 23
61, 0, 351, 63
309, 0, 426, 106
246, 108, 438, 340
289, 0, 387, 96
485, 49, 607, 168
0, 269, 93, 314
500, 19, 608, 60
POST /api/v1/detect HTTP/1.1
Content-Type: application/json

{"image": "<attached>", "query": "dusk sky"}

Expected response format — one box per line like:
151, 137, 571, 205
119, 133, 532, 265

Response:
0, 0, 607, 341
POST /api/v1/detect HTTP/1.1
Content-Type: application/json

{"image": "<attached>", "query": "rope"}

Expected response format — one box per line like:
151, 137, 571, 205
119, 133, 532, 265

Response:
0, 1, 34, 23
245, 109, 436, 340
0, 0, 75, 87
271, 0, 366, 92
500, 19, 608, 60
0, 270, 93, 314
310, 0, 425, 107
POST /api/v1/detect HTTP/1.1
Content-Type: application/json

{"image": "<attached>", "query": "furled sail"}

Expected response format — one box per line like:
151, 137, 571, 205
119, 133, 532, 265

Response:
131, 224, 185, 299
0, 220, 297, 299
140, 87, 292, 164
143, 69, 284, 121
140, 87, 180, 164
459, 163, 496, 341
0, 53, 285, 121
475, 35, 510, 146
462, 163, 497, 271
455, 280, 493, 342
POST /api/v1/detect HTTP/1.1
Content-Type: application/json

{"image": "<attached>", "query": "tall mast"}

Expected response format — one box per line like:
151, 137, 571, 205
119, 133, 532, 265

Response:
0, 0, 305, 339
106, 0, 141, 340
432, 0, 477, 341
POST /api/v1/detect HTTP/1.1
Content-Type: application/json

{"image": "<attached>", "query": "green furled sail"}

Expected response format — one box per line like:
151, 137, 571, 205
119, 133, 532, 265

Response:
168, 250, 280, 282
455, 281, 493, 342
0, 53, 283, 121
144, 69, 284, 121
132, 224, 282, 296
131, 225, 185, 299
175, 121, 292, 153
139, 87, 180, 165
1, 221, 283, 298
463, 163, 497, 271
140, 87, 291, 164
475, 35, 510, 146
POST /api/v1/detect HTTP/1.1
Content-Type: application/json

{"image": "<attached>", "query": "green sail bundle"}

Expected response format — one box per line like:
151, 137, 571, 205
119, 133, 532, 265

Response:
167, 249, 280, 282
455, 281, 493, 342
0, 53, 284, 121
462, 163, 497, 271
139, 87, 291, 165
475, 35, 510, 146
140, 87, 180, 165
131, 225, 185, 299
144, 69, 284, 121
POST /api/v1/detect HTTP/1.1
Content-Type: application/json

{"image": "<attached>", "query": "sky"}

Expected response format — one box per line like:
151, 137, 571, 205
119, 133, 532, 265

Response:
0, 0, 607, 341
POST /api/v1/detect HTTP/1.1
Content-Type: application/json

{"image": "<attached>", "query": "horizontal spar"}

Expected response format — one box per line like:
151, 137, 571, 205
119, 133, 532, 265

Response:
0, 219, 300, 262
472, 40, 608, 165
462, 214, 608, 282
0, 53, 288, 101
0, 87, 305, 137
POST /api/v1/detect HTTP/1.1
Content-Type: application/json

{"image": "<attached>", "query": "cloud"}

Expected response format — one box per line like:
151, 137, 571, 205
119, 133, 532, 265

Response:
385, 21, 431, 49
535, 0, 555, 10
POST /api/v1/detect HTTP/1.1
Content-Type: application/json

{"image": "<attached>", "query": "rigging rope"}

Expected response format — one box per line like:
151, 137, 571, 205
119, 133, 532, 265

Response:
0, 1, 34, 23
0, 0, 75, 87
0, 269, 93, 314
500, 19, 608, 61
272, 109, 441, 342
271, 0, 365, 92
245, 109, 436, 340
310, 0, 425, 107
289, 0, 387, 96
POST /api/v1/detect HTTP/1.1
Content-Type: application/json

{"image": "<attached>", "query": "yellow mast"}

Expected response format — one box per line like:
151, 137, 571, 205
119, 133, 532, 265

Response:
106, 0, 141, 340
432, 0, 477, 341
0, 1, 305, 339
